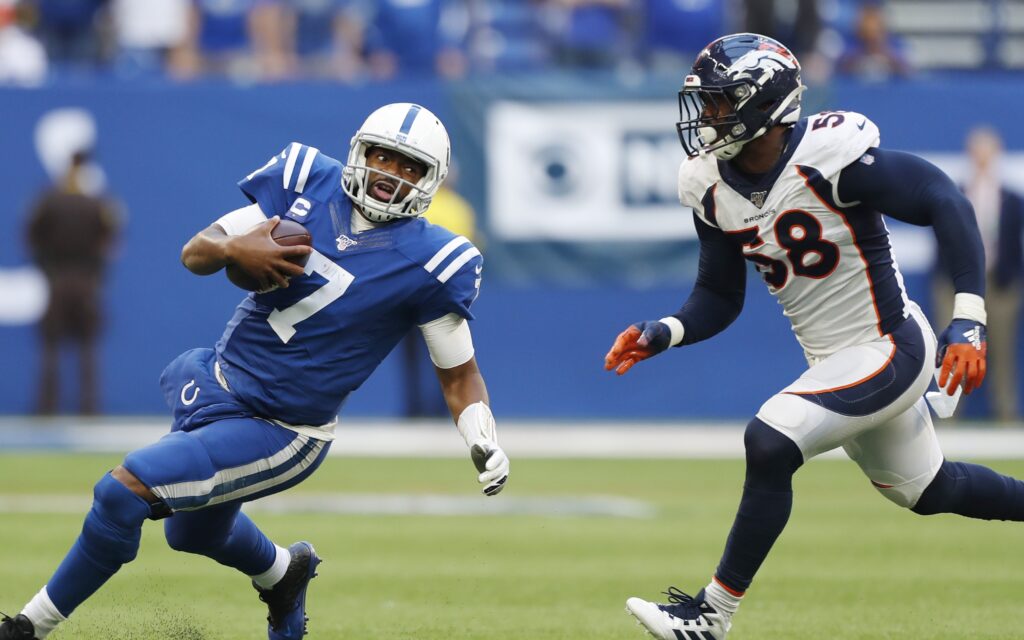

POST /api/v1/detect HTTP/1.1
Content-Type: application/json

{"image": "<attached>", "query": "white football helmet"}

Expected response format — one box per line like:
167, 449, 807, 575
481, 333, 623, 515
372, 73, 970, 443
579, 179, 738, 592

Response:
343, 103, 451, 222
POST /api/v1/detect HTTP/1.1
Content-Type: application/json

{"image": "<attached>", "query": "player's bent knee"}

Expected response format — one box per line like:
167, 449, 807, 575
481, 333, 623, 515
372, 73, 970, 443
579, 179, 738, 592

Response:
164, 518, 229, 554
85, 473, 154, 565
873, 482, 922, 509
744, 417, 804, 476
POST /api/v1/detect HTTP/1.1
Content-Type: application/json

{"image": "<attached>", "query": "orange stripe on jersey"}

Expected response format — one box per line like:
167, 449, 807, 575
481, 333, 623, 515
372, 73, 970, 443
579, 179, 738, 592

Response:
787, 334, 896, 395
794, 165, 884, 337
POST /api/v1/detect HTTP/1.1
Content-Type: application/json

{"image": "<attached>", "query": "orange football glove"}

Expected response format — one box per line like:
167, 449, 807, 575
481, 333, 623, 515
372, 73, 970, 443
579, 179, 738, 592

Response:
603, 321, 673, 376
937, 320, 987, 395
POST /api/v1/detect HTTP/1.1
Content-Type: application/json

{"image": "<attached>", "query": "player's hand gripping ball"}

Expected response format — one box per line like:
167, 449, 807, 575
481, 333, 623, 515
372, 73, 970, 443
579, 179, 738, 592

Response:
603, 321, 673, 375
226, 217, 312, 292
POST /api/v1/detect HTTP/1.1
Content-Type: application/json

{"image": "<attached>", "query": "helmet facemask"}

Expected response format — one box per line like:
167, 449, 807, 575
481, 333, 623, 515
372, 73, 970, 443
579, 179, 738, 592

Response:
343, 134, 444, 223
676, 34, 806, 161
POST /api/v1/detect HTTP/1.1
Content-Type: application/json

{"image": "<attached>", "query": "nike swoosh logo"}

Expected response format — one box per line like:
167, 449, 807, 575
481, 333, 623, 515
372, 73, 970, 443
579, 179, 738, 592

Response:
857, 120, 867, 130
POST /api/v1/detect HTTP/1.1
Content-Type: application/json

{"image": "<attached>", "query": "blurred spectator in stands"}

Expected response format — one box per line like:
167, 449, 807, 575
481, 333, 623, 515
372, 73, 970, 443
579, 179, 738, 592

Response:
109, 0, 189, 79
0, 0, 47, 85
641, 0, 724, 73
933, 126, 1024, 422
549, 0, 634, 70
282, 0, 363, 80
26, 109, 121, 416
29, 0, 107, 68
742, 0, 832, 82
402, 165, 479, 418
836, 1, 911, 81
174, 0, 294, 82
358, 0, 468, 80
467, 0, 553, 74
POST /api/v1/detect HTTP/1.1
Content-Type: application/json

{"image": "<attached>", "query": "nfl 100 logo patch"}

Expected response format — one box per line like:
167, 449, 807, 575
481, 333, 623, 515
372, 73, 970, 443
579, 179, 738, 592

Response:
750, 191, 768, 208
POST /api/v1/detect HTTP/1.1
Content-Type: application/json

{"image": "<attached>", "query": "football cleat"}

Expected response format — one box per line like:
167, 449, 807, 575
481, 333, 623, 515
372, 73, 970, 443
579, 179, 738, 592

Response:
626, 587, 730, 640
0, 614, 37, 640
253, 542, 322, 640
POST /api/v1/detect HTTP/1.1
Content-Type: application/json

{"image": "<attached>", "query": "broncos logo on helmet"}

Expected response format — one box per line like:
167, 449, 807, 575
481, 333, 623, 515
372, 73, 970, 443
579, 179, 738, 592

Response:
676, 33, 805, 160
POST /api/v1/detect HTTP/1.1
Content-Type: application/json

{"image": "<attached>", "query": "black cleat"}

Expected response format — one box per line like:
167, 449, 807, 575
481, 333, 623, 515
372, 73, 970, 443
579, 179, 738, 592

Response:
253, 541, 322, 640
0, 614, 37, 640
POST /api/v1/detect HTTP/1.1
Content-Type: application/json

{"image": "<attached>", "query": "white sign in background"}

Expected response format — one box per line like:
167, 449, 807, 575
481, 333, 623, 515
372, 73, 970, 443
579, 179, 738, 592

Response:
487, 99, 1024, 273
487, 100, 693, 241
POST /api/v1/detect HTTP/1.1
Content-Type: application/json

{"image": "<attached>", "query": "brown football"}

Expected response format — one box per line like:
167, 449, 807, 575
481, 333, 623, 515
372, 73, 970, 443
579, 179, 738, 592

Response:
226, 218, 312, 292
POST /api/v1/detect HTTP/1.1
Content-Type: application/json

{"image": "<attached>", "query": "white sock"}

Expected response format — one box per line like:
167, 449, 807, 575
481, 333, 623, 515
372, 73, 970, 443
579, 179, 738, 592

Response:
250, 545, 291, 590
704, 578, 743, 617
21, 586, 66, 639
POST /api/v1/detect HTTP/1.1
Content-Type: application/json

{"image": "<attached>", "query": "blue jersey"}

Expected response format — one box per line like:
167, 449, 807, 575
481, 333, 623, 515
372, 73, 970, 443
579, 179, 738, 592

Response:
214, 142, 482, 425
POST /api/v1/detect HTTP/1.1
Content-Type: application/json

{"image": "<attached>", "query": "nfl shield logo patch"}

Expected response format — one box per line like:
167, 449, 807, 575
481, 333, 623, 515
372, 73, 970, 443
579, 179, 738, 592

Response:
750, 191, 768, 208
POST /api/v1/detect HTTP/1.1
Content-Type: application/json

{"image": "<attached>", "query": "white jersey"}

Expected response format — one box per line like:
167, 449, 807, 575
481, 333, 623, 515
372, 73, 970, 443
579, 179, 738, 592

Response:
678, 111, 911, 360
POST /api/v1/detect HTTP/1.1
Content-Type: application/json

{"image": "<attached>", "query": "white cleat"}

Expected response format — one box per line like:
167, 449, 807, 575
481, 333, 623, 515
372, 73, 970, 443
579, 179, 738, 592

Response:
626, 588, 729, 640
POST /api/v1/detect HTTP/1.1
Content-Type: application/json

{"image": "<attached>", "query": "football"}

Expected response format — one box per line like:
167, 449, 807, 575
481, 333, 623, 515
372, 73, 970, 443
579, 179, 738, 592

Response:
226, 218, 312, 292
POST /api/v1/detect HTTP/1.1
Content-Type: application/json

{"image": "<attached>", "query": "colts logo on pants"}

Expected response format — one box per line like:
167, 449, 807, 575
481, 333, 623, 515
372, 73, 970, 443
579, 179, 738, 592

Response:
180, 380, 200, 406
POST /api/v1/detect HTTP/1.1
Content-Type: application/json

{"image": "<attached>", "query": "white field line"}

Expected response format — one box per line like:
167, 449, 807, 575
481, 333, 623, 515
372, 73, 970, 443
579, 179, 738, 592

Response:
0, 493, 657, 519
1, 418, 1024, 458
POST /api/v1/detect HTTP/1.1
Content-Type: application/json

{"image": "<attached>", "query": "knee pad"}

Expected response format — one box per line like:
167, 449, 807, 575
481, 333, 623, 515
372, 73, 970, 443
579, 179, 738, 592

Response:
873, 481, 925, 509
83, 473, 152, 566
744, 418, 804, 486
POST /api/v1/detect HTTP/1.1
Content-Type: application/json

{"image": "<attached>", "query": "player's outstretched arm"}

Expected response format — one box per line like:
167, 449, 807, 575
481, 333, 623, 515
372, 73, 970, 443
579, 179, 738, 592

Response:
181, 215, 310, 290
421, 313, 507, 495
837, 148, 987, 394
604, 213, 746, 376
434, 356, 509, 496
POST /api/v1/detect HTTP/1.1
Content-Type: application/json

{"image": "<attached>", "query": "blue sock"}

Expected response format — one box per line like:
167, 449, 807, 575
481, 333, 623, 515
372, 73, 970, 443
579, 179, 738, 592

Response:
913, 460, 1024, 520
46, 474, 152, 617
715, 419, 804, 593
165, 508, 277, 576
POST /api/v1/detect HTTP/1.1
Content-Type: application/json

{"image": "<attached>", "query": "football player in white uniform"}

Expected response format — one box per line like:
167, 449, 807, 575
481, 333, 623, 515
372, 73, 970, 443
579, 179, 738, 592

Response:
605, 33, 1024, 640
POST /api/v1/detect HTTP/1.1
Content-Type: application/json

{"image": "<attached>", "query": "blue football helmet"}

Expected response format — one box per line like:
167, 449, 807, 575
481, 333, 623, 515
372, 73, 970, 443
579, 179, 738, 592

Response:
677, 33, 805, 160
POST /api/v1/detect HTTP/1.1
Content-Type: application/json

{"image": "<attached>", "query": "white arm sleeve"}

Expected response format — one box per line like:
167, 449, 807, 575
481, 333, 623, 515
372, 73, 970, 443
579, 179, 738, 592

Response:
419, 313, 475, 369
214, 203, 268, 236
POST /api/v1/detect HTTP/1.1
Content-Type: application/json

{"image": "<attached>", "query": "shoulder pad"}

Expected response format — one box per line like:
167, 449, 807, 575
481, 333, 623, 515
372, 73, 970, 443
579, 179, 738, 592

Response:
238, 143, 342, 215
677, 154, 721, 228
790, 111, 881, 178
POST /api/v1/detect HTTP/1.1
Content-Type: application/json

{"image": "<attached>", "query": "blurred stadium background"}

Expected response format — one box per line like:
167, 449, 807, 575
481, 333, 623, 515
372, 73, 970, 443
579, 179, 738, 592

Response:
3, 0, 1024, 638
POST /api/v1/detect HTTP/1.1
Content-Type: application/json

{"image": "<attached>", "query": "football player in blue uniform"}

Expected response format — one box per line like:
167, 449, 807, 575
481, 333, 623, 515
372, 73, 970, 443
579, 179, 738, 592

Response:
604, 34, 1024, 639
1, 103, 509, 640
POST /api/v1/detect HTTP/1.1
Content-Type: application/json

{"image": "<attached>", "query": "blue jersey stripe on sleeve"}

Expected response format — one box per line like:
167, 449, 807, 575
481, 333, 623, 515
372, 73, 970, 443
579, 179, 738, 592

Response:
294, 146, 319, 193
424, 236, 470, 273
282, 142, 302, 190
437, 247, 481, 283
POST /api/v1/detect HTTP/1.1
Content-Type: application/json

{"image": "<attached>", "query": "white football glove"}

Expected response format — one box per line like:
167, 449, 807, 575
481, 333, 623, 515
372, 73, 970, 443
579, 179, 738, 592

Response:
470, 440, 509, 496
457, 402, 509, 496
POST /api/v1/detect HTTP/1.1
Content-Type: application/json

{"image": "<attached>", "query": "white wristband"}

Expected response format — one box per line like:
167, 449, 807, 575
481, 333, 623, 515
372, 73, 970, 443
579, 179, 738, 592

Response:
952, 292, 987, 325
658, 316, 685, 347
456, 402, 497, 448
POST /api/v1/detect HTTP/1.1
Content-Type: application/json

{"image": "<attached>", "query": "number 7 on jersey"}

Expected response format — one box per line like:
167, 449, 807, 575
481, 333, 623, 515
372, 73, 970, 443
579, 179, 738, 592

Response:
268, 250, 355, 343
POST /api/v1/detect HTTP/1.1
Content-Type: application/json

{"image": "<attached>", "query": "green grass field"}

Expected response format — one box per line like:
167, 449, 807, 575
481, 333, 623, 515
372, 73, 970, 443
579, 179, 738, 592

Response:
2, 454, 1022, 639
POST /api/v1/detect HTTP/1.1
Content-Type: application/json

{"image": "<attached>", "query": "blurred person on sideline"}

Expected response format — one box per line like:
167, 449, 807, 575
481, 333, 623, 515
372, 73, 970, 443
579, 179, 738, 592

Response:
836, 1, 911, 81
402, 164, 479, 417
359, 0, 469, 79
173, 0, 294, 82
26, 111, 120, 416
0, 0, 46, 85
933, 126, 1024, 422
109, 0, 190, 79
